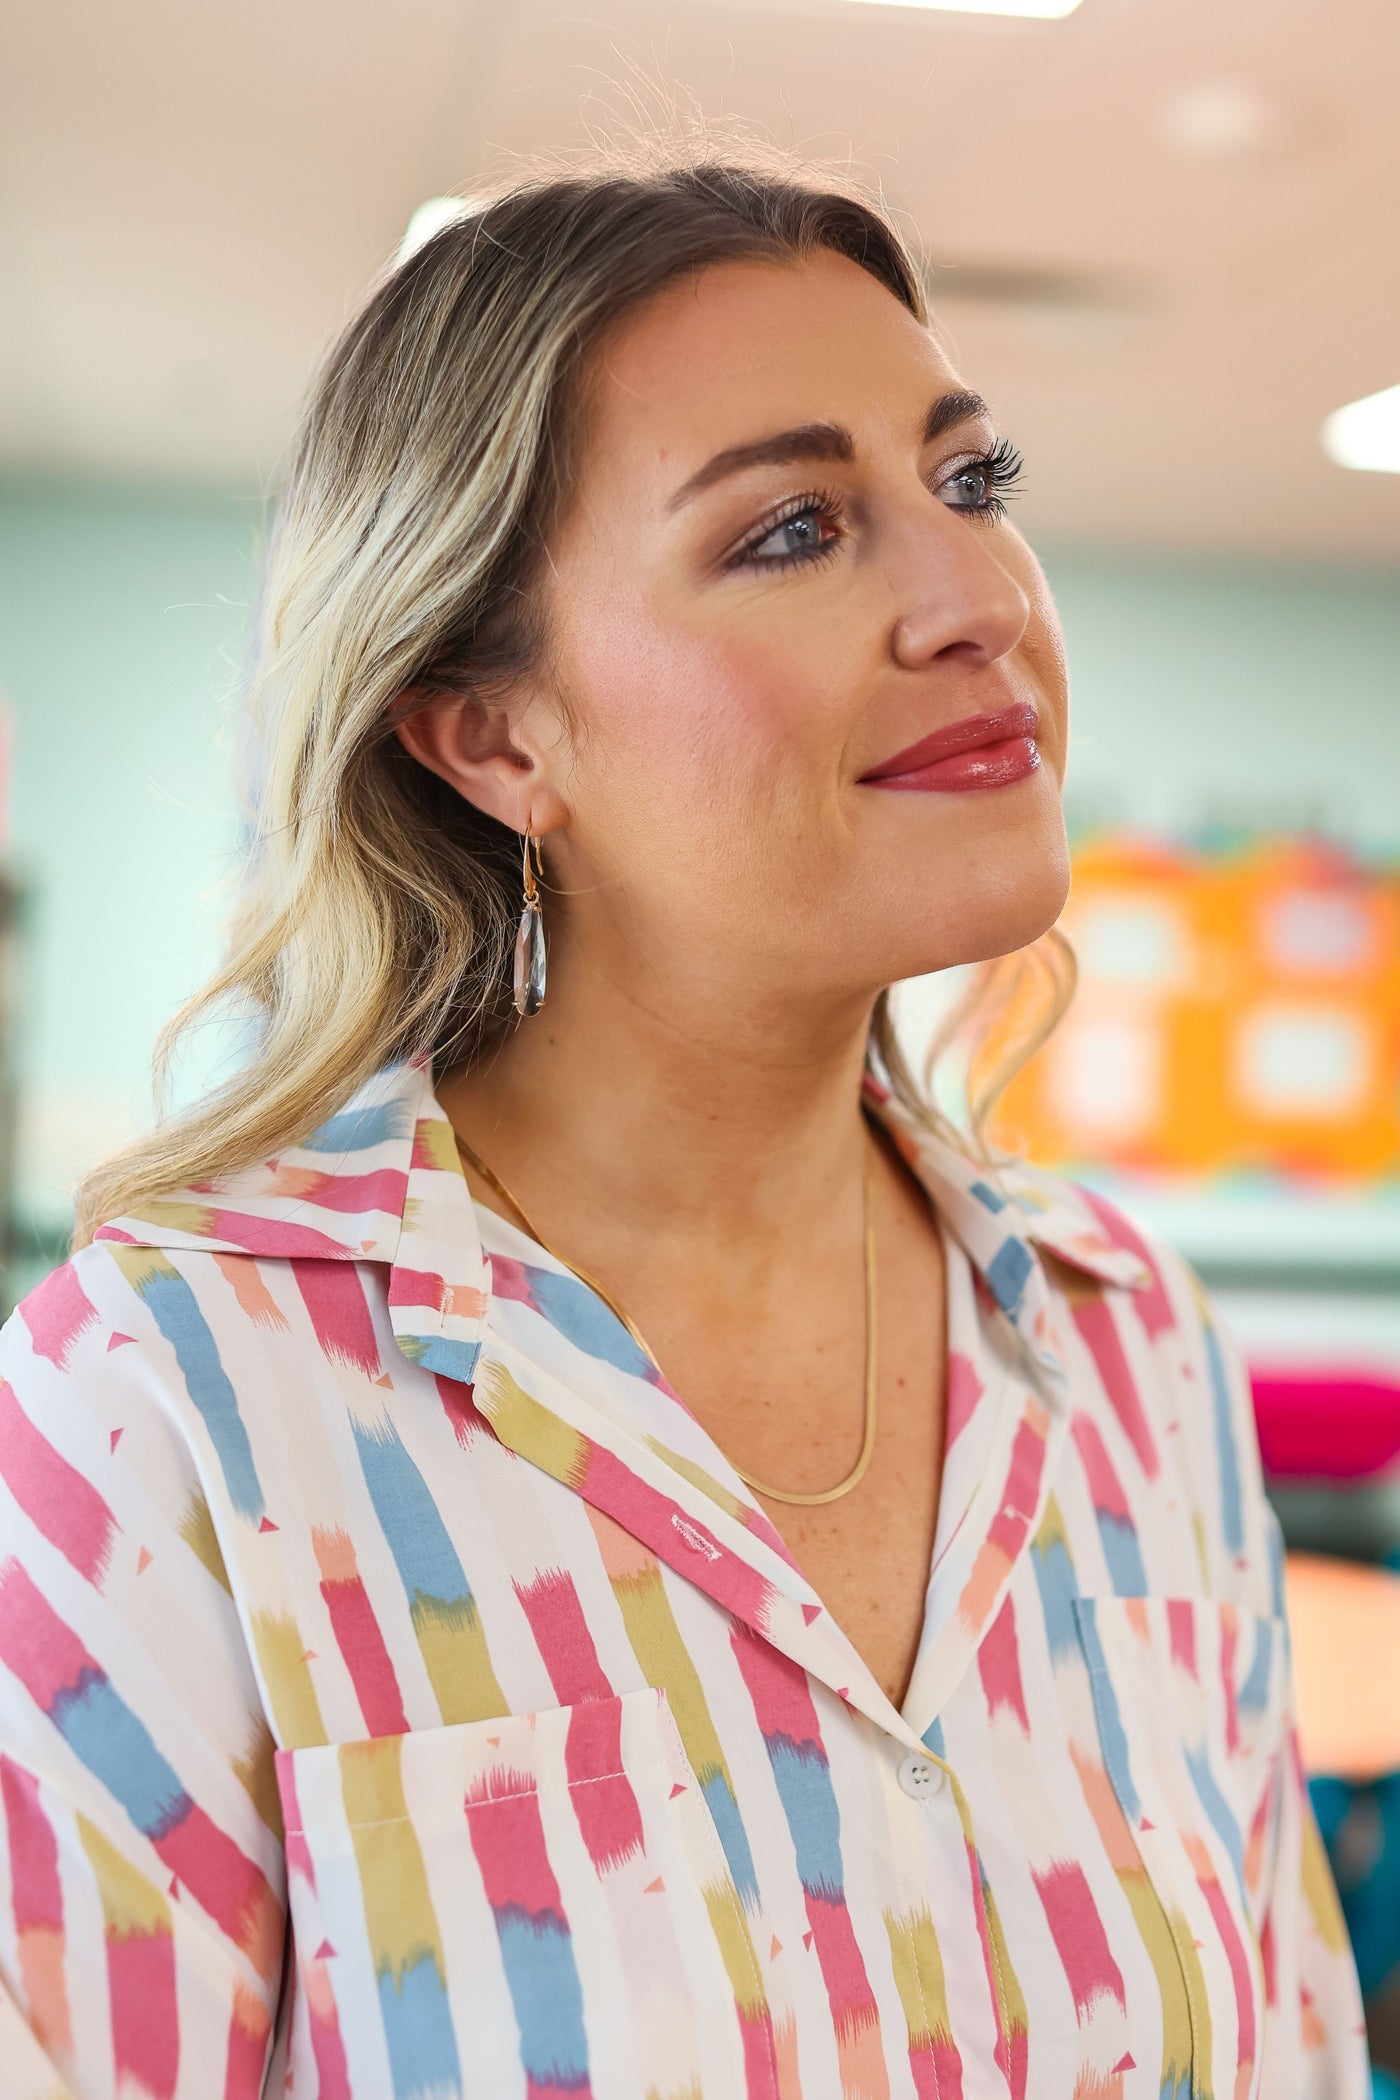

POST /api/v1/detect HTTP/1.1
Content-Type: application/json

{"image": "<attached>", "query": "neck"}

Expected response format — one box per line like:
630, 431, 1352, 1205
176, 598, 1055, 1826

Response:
437, 926, 883, 1259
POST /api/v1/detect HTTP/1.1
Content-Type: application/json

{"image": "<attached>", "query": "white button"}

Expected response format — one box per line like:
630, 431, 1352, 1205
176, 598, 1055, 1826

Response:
897, 1752, 946, 1801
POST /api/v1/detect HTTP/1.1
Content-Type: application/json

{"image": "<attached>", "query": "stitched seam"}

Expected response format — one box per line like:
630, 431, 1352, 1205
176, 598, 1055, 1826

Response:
887, 1773, 941, 2100
652, 1697, 781, 2089
288, 1760, 674, 1838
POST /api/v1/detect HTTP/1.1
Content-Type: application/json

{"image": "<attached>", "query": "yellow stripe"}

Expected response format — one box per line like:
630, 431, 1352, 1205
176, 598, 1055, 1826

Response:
340, 1736, 447, 1989
411, 1593, 507, 1724
77, 1816, 171, 1939
177, 1485, 232, 1595
251, 1610, 328, 1746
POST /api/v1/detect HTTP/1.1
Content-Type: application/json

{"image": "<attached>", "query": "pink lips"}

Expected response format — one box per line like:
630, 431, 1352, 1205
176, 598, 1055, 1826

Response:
858, 700, 1041, 793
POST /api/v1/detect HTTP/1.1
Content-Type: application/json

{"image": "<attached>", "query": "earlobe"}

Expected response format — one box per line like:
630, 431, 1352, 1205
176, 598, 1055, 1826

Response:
391, 686, 568, 841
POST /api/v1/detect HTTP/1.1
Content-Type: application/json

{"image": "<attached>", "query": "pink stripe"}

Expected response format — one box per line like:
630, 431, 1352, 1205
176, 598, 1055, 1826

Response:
275, 1758, 315, 1890
978, 1595, 1030, 1733
944, 1352, 984, 1451
0, 1380, 117, 1584
739, 2006, 783, 2100
156, 1803, 280, 1977
986, 1415, 1048, 1558
18, 1263, 99, 1369
1185, 1830, 1257, 2069
291, 1261, 382, 1376
515, 1569, 612, 1706
0, 1559, 91, 1710
320, 1572, 409, 1738
1071, 1297, 1159, 1481
1167, 1599, 1197, 1677
1, 1755, 63, 1932
731, 1618, 823, 1748
1079, 1191, 1175, 1340
211, 1165, 408, 1219
464, 1779, 565, 1917
195, 1212, 357, 1259
1031, 1858, 1127, 2017
578, 1443, 782, 1632
108, 1916, 177, 2098
223, 1987, 271, 2098
565, 1701, 644, 1874
805, 1890, 886, 2056
437, 1376, 493, 1443
1070, 1411, 1132, 1523
1220, 1612, 1240, 1756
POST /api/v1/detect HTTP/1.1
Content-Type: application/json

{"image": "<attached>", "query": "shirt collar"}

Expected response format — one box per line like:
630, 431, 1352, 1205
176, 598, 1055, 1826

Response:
96, 1054, 1150, 1385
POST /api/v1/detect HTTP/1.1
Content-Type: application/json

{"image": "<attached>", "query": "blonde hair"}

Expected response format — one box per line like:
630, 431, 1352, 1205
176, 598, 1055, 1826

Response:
72, 138, 1072, 1250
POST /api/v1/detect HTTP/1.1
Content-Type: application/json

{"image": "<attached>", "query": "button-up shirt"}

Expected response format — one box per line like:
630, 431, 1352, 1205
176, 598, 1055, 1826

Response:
0, 1056, 1367, 2097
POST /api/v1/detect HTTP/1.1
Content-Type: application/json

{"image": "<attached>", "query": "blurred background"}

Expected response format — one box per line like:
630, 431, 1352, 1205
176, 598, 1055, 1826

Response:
1, 0, 1398, 2077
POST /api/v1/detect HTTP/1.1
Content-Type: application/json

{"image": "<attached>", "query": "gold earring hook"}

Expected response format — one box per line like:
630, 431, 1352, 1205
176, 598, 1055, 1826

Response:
522, 824, 543, 909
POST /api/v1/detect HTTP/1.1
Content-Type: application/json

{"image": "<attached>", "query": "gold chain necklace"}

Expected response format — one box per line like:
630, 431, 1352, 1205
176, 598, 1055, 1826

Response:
452, 1128, 879, 1507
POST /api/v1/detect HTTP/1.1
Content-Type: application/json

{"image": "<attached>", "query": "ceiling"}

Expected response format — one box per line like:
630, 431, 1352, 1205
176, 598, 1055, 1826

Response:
3, 0, 1398, 559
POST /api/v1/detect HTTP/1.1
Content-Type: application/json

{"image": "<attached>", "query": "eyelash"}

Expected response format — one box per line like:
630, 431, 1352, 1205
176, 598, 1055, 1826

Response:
730, 438, 1027, 573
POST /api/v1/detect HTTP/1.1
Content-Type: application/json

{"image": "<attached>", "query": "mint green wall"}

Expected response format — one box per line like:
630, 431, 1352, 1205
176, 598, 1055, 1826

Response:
0, 476, 262, 1237
0, 472, 1396, 1233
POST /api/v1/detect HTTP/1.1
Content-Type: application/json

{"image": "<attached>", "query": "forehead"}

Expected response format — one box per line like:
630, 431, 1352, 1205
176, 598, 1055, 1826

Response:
580, 249, 963, 498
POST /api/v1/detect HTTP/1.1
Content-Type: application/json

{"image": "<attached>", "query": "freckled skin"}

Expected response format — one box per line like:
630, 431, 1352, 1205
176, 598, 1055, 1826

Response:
401, 249, 1073, 1708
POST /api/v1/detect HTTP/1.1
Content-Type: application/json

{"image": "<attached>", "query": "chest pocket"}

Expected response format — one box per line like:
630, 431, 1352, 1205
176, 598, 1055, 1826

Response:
276, 1685, 778, 2100
1074, 1596, 1288, 2100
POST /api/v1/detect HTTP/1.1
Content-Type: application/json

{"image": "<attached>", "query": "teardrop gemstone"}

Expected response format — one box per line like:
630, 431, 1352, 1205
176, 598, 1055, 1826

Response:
512, 902, 547, 1017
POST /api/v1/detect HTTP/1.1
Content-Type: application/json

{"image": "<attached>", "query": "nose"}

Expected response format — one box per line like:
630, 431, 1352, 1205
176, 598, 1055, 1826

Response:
889, 507, 1031, 671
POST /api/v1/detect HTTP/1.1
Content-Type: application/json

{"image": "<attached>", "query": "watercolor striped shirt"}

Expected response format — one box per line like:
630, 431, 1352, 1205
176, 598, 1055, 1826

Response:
0, 1054, 1367, 2098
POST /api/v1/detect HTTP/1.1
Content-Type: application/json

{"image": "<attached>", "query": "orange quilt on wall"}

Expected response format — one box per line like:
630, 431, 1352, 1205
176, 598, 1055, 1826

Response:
993, 838, 1400, 1177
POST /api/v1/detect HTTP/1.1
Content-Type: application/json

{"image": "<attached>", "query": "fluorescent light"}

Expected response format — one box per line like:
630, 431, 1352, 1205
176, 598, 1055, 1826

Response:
398, 196, 471, 263
1322, 384, 1400, 474
840, 0, 1083, 14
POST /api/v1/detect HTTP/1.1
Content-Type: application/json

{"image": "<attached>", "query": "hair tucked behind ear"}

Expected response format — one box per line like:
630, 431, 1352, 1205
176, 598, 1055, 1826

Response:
72, 128, 1071, 1248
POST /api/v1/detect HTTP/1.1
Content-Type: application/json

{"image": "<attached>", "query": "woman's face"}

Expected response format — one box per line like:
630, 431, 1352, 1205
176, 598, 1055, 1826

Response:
519, 247, 1071, 1007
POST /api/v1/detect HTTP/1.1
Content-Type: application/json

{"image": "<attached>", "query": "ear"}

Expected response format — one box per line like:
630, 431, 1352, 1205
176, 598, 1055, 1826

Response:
392, 686, 569, 839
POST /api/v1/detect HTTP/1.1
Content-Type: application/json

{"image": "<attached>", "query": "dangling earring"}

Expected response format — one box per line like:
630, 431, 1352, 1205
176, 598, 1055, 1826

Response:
512, 823, 547, 1018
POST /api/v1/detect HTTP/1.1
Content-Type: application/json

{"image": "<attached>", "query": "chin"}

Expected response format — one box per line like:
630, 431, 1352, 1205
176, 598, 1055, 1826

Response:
889, 844, 1072, 981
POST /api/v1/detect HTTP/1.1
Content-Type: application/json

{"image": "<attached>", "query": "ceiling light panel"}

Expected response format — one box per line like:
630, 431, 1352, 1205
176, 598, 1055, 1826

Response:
839, 0, 1082, 14
1322, 385, 1400, 475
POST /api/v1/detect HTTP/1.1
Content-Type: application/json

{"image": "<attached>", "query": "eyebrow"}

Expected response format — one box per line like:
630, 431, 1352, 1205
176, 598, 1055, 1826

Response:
665, 388, 991, 512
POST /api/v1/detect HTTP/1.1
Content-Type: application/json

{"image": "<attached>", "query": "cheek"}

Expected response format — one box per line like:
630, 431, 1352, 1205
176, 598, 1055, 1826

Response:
564, 597, 845, 836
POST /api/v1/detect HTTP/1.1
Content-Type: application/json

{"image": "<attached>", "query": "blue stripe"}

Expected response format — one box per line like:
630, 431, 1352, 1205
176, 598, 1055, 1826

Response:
395, 1333, 483, 1383
376, 1948, 463, 2099
766, 1733, 844, 1901
985, 1237, 1034, 1314
1237, 1616, 1274, 1718
526, 1267, 659, 1382
969, 1179, 1008, 1213
1099, 1511, 1149, 1596
1030, 1529, 1082, 1663
1073, 1601, 1142, 1824
493, 1906, 590, 2088
134, 1267, 265, 1520
353, 1418, 476, 1621
701, 1770, 761, 1911
1185, 1741, 1244, 1886
301, 1099, 416, 1153
51, 1669, 192, 1839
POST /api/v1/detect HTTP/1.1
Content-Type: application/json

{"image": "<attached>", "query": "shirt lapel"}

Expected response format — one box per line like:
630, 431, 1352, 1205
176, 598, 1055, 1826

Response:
862, 1078, 1153, 1738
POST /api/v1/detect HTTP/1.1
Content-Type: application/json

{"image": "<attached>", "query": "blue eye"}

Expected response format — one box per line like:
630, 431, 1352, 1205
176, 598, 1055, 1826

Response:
939, 438, 1026, 521
735, 489, 846, 570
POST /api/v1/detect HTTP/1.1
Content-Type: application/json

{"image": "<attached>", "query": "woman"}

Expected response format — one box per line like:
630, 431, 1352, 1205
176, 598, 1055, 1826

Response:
0, 148, 1366, 2097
